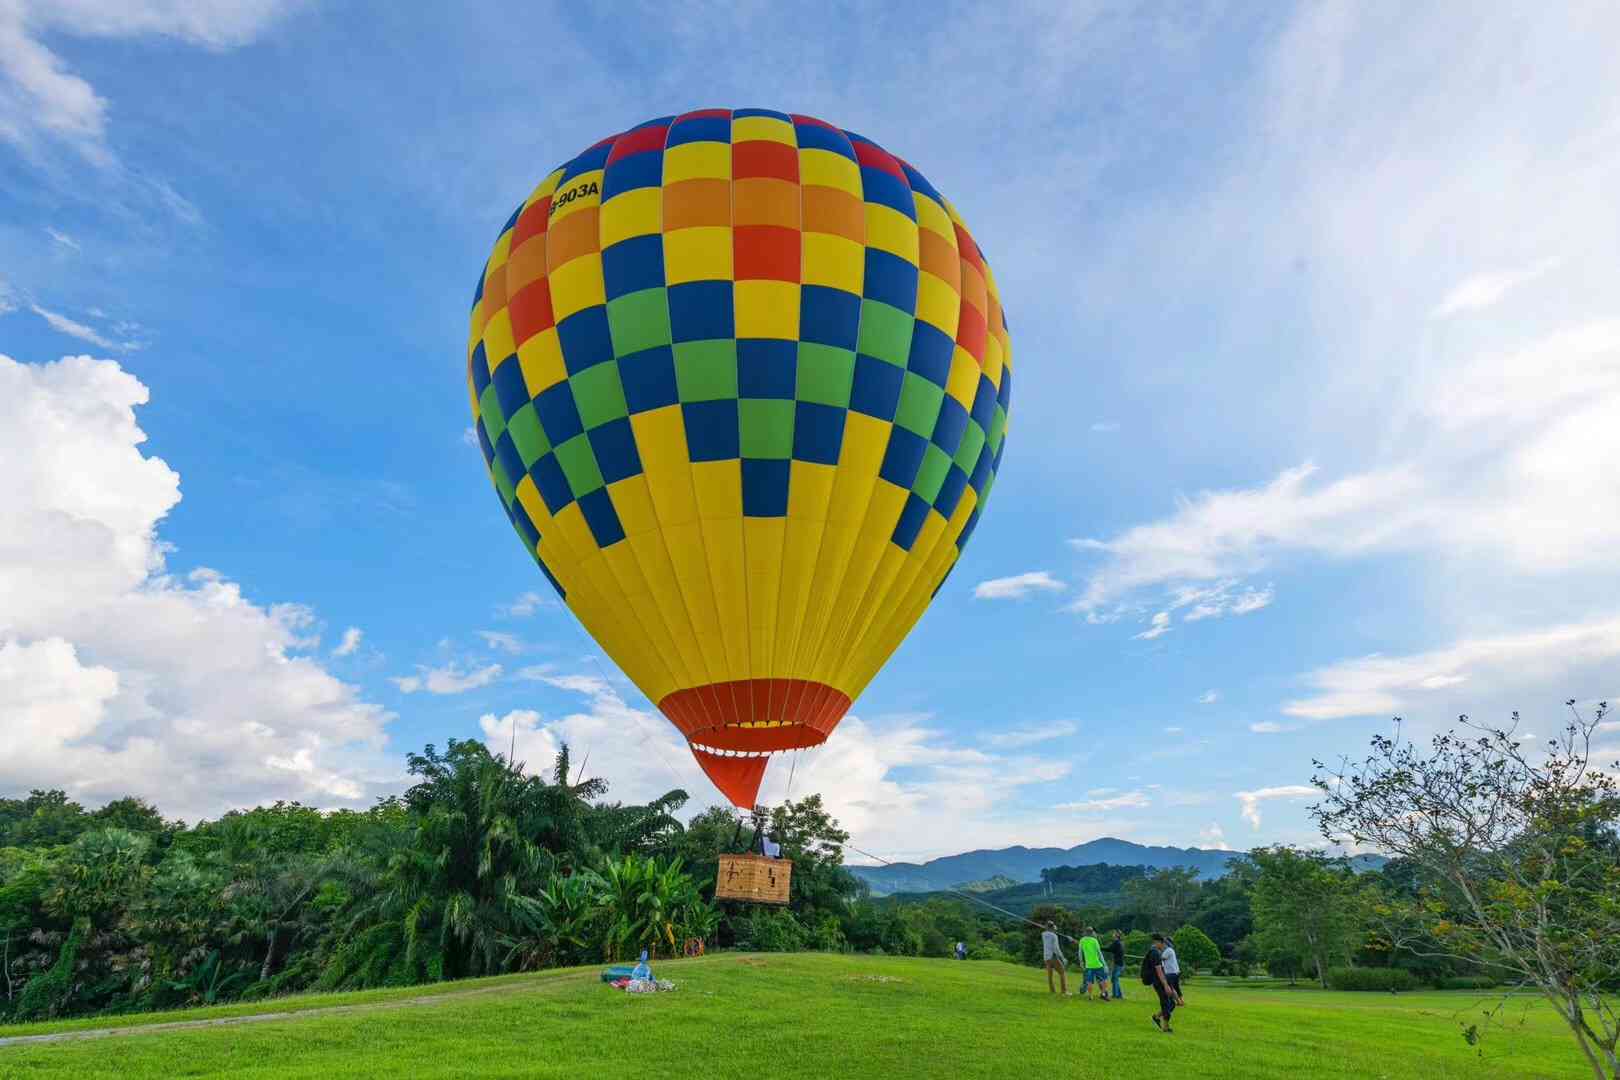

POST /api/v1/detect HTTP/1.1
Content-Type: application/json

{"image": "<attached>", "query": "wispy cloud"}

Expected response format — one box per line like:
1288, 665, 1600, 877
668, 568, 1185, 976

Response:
331, 627, 363, 657
478, 630, 525, 654
497, 591, 554, 617
1056, 789, 1152, 813
1235, 785, 1316, 829
1248, 721, 1295, 734
1090, 421, 1120, 433
392, 662, 502, 695
462, 426, 479, 449
45, 227, 80, 250
0, 1, 306, 163
1283, 615, 1620, 721
982, 720, 1077, 749
973, 570, 1065, 600
1432, 258, 1559, 319
31, 304, 118, 349
1197, 690, 1219, 705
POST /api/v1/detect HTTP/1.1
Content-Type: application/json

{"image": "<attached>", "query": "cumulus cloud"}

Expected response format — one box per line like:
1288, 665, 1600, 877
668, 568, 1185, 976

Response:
1133, 612, 1172, 640
973, 571, 1065, 600
1235, 785, 1317, 829
981, 720, 1077, 749
392, 662, 503, 695
0, 354, 396, 819
482, 673, 1083, 859
331, 627, 363, 657
0, 0, 305, 162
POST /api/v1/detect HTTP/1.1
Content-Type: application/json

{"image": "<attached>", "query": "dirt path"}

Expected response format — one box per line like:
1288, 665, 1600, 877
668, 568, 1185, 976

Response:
0, 969, 596, 1049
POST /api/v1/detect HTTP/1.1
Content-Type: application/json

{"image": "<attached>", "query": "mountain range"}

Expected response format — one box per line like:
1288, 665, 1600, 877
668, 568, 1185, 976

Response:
847, 837, 1385, 896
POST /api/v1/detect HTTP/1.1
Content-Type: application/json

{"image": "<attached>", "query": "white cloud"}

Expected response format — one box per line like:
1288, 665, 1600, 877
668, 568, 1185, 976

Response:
1055, 789, 1152, 813
1249, 721, 1295, 734
1133, 611, 1172, 640
1165, 725, 1183, 735
1235, 785, 1317, 830
392, 662, 503, 695
331, 627, 363, 657
0, 1, 304, 162
1182, 583, 1273, 622
982, 720, 1077, 748
30, 304, 119, 350
462, 426, 479, 449
1432, 258, 1559, 319
1063, 6, 1620, 679
0, 278, 18, 315
973, 570, 1065, 600
1198, 823, 1226, 847
484, 672, 1087, 859
1090, 421, 1120, 433
497, 591, 554, 617
45, 227, 80, 251
1197, 690, 1218, 705
477, 630, 525, 654
0, 354, 396, 820
1284, 615, 1620, 721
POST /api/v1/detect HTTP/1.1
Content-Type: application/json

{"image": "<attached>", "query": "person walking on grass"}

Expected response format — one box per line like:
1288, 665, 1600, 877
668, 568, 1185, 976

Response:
1107, 929, 1126, 1000
1079, 926, 1108, 1001
1041, 922, 1069, 995
1143, 933, 1177, 1033
1161, 937, 1184, 1006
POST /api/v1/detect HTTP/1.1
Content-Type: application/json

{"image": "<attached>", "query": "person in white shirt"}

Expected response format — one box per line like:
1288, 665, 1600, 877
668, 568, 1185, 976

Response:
1161, 940, 1184, 1004
1040, 923, 1068, 995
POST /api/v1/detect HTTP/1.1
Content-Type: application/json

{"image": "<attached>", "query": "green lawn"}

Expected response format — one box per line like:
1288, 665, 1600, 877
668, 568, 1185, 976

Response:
0, 954, 1588, 1079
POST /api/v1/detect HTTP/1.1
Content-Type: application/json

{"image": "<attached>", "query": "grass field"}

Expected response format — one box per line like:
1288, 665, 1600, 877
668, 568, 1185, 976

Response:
0, 954, 1588, 1079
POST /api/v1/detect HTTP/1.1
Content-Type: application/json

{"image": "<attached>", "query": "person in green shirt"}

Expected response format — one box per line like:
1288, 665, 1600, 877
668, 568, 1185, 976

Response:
1079, 927, 1109, 1001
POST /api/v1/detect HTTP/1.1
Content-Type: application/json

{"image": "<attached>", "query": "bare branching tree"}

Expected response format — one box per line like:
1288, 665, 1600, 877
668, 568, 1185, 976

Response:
1312, 701, 1620, 1080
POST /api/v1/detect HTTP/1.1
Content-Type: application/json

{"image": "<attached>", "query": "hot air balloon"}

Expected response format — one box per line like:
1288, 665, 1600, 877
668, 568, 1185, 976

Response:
467, 109, 1011, 809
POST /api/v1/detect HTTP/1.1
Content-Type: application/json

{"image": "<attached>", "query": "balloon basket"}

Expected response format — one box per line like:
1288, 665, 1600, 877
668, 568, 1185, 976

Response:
714, 853, 792, 904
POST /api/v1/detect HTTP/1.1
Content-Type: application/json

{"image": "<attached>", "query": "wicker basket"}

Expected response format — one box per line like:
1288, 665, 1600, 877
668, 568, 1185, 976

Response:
714, 853, 793, 904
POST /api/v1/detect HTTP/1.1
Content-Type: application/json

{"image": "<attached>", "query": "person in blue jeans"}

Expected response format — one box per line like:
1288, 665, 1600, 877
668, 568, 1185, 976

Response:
1107, 929, 1126, 999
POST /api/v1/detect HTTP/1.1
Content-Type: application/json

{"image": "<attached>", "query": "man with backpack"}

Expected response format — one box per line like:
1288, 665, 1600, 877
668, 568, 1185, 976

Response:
1141, 933, 1178, 1033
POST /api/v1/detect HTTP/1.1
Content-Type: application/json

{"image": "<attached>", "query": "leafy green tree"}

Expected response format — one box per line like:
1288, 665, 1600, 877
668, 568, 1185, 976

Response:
502, 869, 602, 970
595, 853, 697, 960
0, 791, 92, 848
1172, 924, 1221, 975
1123, 866, 1202, 930
1249, 846, 1367, 988
1314, 702, 1620, 1079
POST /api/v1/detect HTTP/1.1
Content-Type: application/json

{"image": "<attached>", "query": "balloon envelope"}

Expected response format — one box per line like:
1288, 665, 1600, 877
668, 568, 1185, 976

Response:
467, 109, 1011, 807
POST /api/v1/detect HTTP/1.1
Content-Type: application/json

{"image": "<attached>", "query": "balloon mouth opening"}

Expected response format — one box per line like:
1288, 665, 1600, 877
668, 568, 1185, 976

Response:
660, 678, 852, 806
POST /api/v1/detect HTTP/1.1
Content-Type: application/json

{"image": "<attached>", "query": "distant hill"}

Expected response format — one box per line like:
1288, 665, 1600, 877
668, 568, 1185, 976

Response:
850, 837, 1385, 896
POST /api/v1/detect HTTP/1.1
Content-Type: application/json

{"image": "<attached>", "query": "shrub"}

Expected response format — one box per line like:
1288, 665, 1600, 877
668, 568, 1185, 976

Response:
968, 944, 1015, 963
735, 908, 807, 952
1171, 925, 1220, 974
1325, 966, 1421, 992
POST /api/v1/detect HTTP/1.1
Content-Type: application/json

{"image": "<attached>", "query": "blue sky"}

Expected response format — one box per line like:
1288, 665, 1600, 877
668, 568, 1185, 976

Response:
3, 1, 1617, 860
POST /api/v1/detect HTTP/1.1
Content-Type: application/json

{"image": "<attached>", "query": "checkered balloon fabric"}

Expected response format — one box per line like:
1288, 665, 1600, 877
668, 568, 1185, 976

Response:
467, 109, 1011, 807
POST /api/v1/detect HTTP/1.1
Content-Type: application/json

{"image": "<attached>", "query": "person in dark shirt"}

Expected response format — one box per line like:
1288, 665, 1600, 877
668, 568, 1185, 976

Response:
1144, 933, 1177, 1033
1107, 929, 1126, 1000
